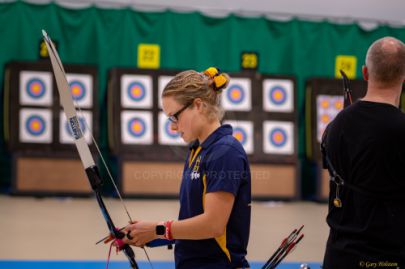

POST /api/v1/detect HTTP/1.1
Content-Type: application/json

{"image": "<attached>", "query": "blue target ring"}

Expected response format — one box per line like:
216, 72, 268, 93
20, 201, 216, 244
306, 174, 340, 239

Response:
233, 127, 247, 145
65, 117, 86, 137
127, 82, 146, 102
127, 117, 146, 137
269, 85, 287, 105
164, 120, 180, 139
69, 80, 86, 102
227, 84, 245, 104
26, 115, 46, 136
26, 78, 46, 99
269, 127, 287, 148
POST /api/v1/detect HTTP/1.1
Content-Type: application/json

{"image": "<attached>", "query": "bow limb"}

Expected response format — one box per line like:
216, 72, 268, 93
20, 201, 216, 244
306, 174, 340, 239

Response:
42, 30, 139, 269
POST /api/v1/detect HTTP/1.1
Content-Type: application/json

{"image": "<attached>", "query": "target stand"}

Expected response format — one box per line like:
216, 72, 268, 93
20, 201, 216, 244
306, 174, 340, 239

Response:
119, 158, 183, 198
11, 152, 92, 196
251, 163, 299, 200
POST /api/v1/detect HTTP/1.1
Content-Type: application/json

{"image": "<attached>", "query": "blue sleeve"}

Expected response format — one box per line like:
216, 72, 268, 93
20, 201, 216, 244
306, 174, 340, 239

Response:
204, 145, 248, 196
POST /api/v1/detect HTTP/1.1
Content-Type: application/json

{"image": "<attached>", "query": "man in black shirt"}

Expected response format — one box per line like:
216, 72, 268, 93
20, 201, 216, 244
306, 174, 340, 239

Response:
322, 37, 405, 269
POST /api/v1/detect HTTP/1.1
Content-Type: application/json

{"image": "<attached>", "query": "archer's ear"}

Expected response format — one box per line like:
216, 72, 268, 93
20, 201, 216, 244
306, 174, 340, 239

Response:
362, 65, 369, 81
193, 98, 203, 111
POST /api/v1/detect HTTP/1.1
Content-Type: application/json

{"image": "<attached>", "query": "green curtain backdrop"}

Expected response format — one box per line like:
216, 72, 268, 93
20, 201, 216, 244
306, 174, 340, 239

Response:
1, 1, 405, 191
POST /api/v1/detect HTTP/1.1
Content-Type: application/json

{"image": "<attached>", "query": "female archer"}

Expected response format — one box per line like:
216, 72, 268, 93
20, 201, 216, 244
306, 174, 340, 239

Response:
122, 67, 252, 269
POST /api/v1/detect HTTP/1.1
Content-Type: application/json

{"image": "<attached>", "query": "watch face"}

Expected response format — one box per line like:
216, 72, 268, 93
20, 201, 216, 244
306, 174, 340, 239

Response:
156, 225, 165, 235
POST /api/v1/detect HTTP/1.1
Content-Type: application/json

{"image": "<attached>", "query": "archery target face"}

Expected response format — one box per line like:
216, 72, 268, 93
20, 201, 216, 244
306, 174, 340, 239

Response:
158, 112, 187, 145
59, 111, 92, 144
19, 108, 52, 143
223, 120, 254, 154
221, 78, 252, 111
121, 74, 153, 109
158, 75, 174, 108
263, 121, 294, 155
19, 71, 52, 106
317, 95, 343, 142
121, 111, 153, 144
66, 73, 93, 108
263, 79, 294, 112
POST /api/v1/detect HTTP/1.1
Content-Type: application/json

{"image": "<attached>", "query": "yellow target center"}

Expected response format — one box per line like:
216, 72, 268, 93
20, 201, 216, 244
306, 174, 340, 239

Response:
132, 87, 141, 96
32, 84, 40, 93
32, 121, 40, 130
274, 91, 282, 100
321, 100, 330, 109
274, 133, 283, 142
321, 114, 330, 123
231, 90, 241, 99
234, 132, 243, 142
133, 123, 142, 132
72, 86, 80, 95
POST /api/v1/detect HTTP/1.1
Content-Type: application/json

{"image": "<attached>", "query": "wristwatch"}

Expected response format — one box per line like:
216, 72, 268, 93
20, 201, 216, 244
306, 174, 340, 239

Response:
156, 224, 165, 236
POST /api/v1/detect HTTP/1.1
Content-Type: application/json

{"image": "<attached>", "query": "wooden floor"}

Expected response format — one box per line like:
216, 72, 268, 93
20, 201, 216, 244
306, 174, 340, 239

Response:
0, 195, 329, 264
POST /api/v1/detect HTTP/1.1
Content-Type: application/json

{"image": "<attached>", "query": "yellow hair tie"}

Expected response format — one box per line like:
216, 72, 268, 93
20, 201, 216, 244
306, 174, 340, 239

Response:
203, 67, 229, 93
213, 75, 228, 90
203, 67, 219, 78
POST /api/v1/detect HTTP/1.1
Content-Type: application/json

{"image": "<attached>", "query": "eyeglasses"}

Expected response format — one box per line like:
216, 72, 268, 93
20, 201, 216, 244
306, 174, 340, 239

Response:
168, 102, 193, 123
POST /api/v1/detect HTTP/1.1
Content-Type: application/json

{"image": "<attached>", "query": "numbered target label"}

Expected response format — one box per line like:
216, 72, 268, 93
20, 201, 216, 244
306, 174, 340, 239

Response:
138, 43, 160, 69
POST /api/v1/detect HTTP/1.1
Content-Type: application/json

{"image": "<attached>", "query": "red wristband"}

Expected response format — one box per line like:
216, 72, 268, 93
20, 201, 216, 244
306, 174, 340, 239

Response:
164, 220, 174, 240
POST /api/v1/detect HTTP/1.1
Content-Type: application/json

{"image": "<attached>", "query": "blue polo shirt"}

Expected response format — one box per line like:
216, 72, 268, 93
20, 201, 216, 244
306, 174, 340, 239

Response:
175, 124, 251, 269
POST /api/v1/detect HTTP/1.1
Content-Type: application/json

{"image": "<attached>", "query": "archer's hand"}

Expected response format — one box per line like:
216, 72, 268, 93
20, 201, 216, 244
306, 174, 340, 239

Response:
122, 221, 159, 247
